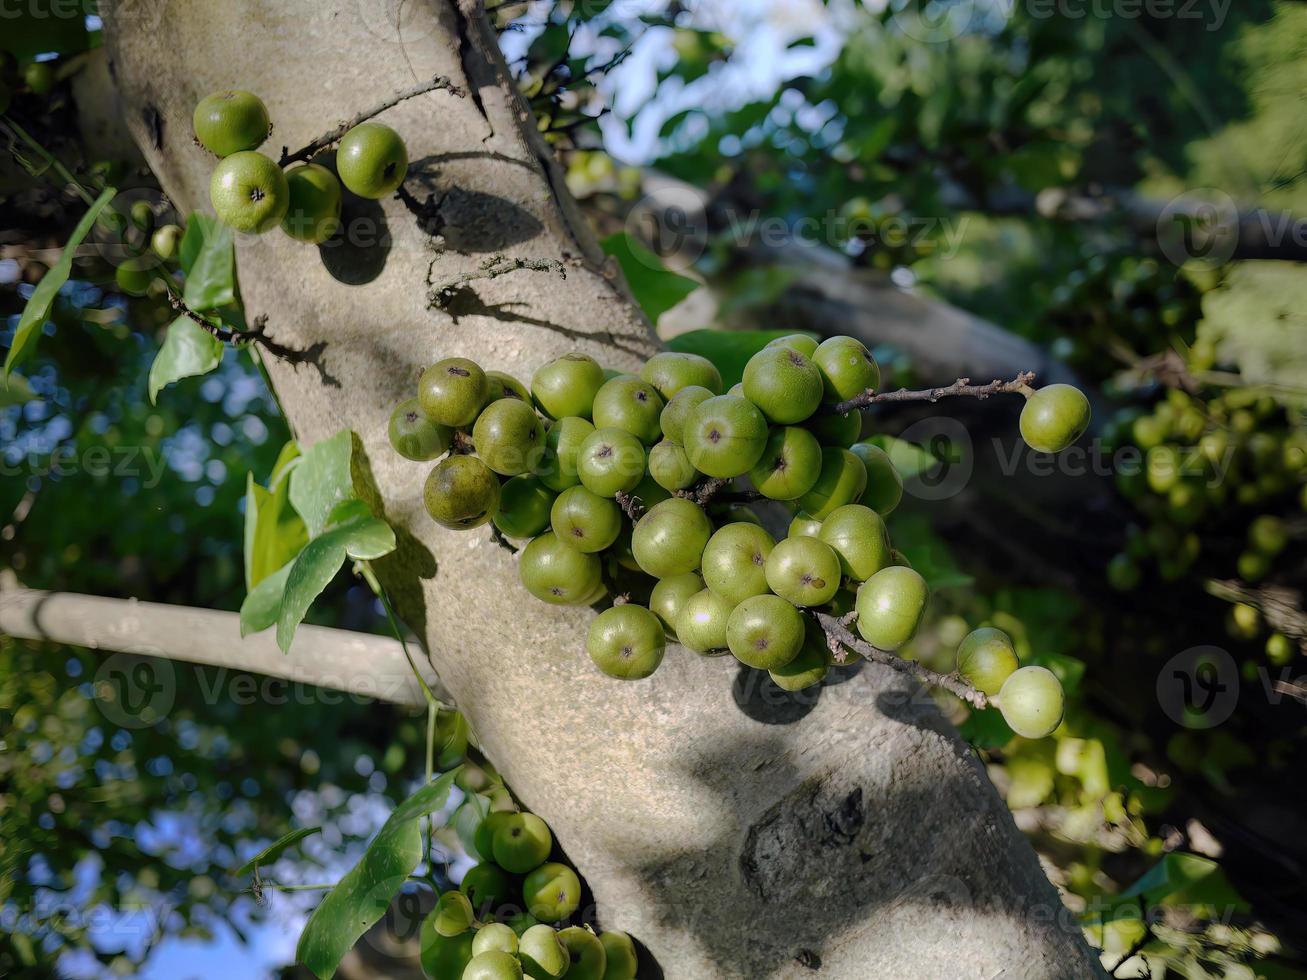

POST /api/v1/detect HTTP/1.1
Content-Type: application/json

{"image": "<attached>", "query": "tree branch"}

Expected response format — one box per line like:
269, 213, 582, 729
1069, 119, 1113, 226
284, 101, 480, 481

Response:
0, 585, 445, 706
824, 371, 1036, 416
812, 610, 989, 710
277, 75, 466, 167
167, 292, 306, 362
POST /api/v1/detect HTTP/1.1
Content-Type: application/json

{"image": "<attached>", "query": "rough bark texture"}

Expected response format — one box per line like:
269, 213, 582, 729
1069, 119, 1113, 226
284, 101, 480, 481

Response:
101, 2, 1103, 976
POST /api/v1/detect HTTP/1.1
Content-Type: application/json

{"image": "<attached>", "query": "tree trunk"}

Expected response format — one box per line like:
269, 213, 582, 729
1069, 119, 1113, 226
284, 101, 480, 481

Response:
100, 2, 1103, 976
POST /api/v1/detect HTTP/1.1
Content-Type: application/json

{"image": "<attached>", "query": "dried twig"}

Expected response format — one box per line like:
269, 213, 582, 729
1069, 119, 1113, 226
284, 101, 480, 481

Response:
167, 293, 301, 361
823, 371, 1036, 416
812, 610, 989, 709
278, 75, 466, 167
614, 491, 645, 522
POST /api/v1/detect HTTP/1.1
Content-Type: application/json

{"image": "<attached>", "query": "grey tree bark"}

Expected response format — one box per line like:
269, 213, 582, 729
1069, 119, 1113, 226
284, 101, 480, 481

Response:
101, 2, 1104, 976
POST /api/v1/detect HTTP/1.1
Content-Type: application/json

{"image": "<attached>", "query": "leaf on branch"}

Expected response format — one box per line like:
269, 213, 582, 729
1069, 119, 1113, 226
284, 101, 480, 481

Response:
244, 442, 309, 591
239, 559, 294, 638
296, 770, 460, 979
232, 826, 322, 877
180, 213, 238, 311
4, 187, 116, 379
276, 500, 396, 653
1198, 263, 1307, 403
601, 232, 700, 325
454, 793, 491, 862
289, 430, 359, 539
667, 328, 817, 388
147, 315, 226, 405
0, 374, 36, 407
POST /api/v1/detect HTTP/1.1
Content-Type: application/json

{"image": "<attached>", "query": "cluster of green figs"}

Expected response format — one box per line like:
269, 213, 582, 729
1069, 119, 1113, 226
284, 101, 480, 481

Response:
424, 767, 637, 979
390, 335, 1087, 739
192, 89, 409, 240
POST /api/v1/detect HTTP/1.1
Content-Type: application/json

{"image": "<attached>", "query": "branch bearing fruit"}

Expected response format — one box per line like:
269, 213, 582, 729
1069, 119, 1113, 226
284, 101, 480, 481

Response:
461, 862, 513, 912
640, 351, 723, 399
659, 385, 713, 444
474, 398, 547, 476
519, 532, 602, 604
850, 442, 903, 515
209, 151, 288, 233
631, 498, 712, 577
192, 89, 270, 157
463, 950, 525, 980
492, 812, 554, 874
389, 397, 451, 461
577, 428, 646, 497
336, 122, 409, 198
420, 358, 489, 427
1019, 383, 1091, 453
425, 455, 501, 530
555, 928, 606, 980
472, 924, 520, 958
726, 594, 805, 669
586, 603, 666, 679
519, 924, 569, 979
818, 504, 890, 581
675, 588, 734, 655
797, 447, 868, 519
748, 425, 823, 500
997, 665, 1065, 738
648, 572, 703, 638
522, 863, 582, 923
764, 536, 842, 607
281, 163, 342, 243
551, 486, 622, 553
700, 522, 775, 606
539, 417, 595, 491
812, 335, 880, 402
854, 566, 929, 651
598, 932, 639, 980
592, 376, 665, 445
742, 345, 824, 423
494, 476, 556, 538
955, 627, 1019, 696
532, 353, 606, 420
683, 394, 768, 478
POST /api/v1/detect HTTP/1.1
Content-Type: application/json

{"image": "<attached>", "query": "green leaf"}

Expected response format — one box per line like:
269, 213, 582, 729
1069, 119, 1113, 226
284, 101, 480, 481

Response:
601, 232, 700, 325
180, 213, 237, 311
1121, 852, 1244, 911
148, 315, 226, 404
289, 430, 357, 539
0, 375, 36, 408
239, 559, 294, 638
244, 468, 309, 592
863, 435, 937, 479
276, 501, 395, 653
667, 329, 816, 389
886, 513, 973, 590
4, 187, 115, 379
453, 794, 491, 862
232, 827, 322, 877
296, 770, 459, 979
1198, 263, 1307, 402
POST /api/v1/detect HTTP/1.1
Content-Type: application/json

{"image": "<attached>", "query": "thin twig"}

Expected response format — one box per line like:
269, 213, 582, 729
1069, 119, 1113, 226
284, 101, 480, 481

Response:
166, 292, 303, 361
614, 490, 645, 522
823, 371, 1036, 416
675, 477, 731, 505
812, 610, 989, 709
429, 254, 566, 309
278, 75, 467, 167
1109, 899, 1155, 977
